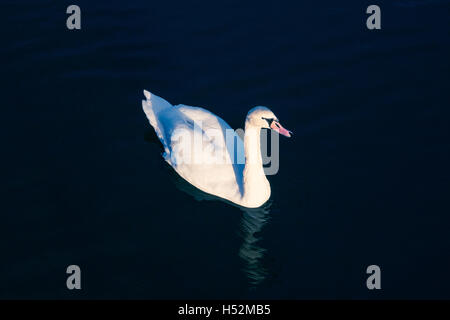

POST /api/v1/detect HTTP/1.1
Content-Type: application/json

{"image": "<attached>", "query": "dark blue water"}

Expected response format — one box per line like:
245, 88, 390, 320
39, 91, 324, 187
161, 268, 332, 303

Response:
2, 0, 450, 299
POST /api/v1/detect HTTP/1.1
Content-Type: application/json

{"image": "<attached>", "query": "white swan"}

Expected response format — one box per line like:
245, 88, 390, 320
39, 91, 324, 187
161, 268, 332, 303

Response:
142, 90, 291, 208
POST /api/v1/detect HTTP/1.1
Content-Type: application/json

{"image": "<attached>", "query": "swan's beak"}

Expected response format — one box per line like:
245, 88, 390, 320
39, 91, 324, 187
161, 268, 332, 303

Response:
270, 121, 292, 138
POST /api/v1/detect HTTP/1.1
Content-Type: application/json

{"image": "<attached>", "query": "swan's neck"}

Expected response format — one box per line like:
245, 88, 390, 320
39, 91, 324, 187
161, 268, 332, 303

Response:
241, 121, 270, 208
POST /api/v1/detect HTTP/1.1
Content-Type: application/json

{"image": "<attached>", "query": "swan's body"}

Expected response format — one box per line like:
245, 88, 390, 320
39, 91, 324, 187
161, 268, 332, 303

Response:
142, 90, 291, 208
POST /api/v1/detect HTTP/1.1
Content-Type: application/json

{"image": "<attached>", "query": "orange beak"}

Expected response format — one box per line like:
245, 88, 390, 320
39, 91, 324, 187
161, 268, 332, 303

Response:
270, 121, 292, 137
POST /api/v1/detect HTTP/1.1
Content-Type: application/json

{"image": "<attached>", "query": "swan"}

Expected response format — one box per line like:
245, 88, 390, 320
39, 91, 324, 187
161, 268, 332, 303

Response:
142, 90, 292, 208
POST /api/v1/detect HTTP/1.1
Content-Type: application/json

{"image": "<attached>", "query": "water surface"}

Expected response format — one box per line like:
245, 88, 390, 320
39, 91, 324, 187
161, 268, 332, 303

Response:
2, 0, 450, 299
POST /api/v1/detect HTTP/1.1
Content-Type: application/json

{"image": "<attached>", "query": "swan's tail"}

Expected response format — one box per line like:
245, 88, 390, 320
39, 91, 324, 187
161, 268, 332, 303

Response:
142, 90, 172, 143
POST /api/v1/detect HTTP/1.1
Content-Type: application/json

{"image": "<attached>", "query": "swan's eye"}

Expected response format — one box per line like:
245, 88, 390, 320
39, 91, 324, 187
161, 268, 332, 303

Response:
262, 117, 274, 126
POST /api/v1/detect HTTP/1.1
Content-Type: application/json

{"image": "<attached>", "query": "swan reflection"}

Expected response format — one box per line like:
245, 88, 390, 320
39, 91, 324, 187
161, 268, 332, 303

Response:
160, 160, 272, 288
238, 201, 271, 287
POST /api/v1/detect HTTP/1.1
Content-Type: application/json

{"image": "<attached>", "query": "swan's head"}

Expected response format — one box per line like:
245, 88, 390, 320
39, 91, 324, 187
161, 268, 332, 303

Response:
246, 106, 292, 137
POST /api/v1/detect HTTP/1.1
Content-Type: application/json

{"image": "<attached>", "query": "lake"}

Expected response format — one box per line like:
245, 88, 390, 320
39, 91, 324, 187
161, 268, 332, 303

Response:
2, 0, 450, 299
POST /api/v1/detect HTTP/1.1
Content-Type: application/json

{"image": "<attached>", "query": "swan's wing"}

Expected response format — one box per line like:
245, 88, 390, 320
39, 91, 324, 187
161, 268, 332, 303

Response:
142, 92, 207, 165
142, 93, 245, 203
170, 104, 245, 202
175, 104, 233, 131
142, 90, 178, 156
174, 104, 245, 162
142, 91, 173, 139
